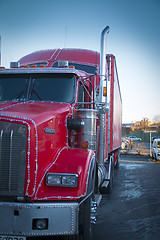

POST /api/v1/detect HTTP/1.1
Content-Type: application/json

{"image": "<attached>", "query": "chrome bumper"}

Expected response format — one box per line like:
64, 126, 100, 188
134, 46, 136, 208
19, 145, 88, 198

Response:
0, 202, 79, 236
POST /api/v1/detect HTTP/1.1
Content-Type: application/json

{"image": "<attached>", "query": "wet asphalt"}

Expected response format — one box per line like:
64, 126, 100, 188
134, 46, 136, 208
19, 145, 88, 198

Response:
93, 154, 160, 240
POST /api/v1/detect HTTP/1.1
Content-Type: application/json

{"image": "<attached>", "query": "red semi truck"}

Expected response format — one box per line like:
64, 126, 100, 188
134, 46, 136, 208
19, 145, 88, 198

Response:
0, 27, 122, 239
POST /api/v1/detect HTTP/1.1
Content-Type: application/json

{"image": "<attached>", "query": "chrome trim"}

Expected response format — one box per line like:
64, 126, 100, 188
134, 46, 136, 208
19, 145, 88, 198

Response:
99, 26, 110, 103
0, 202, 79, 236
0, 121, 27, 198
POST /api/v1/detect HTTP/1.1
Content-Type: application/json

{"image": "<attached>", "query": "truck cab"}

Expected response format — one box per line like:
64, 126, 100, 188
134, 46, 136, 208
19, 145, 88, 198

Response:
0, 27, 122, 240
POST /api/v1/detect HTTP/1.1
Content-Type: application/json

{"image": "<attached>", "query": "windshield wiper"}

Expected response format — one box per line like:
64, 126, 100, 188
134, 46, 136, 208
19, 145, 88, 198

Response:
31, 88, 43, 100
11, 89, 25, 101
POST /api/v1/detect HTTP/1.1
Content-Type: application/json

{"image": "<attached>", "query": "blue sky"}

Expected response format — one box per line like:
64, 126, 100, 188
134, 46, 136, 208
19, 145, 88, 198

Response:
0, 0, 160, 123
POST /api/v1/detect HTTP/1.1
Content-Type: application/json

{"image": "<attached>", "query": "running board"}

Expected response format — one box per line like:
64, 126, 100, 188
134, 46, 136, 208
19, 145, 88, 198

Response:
99, 180, 110, 194
95, 193, 102, 206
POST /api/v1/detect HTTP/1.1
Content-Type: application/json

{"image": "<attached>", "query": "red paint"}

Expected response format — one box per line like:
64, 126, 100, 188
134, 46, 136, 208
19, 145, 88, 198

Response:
0, 48, 122, 202
19, 48, 100, 70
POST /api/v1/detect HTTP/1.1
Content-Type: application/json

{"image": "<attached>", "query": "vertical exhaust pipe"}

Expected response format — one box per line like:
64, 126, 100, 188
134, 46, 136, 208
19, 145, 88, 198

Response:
99, 26, 110, 168
99, 26, 110, 103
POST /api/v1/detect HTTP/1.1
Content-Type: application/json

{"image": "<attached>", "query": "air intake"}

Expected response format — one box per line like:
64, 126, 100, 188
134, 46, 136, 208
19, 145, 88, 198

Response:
0, 121, 27, 199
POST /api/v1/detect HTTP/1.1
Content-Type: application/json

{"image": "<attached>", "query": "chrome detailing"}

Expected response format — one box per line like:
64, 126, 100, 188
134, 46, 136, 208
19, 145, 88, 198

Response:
98, 164, 106, 187
58, 60, 69, 67
100, 26, 110, 103
90, 201, 97, 224
98, 106, 107, 166
73, 109, 98, 150
45, 128, 55, 134
0, 110, 39, 198
46, 173, 78, 188
10, 62, 20, 68
0, 202, 79, 236
0, 121, 27, 198
98, 26, 110, 168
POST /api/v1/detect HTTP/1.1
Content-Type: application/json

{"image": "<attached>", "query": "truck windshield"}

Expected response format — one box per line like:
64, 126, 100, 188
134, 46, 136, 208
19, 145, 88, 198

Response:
0, 73, 75, 103
0, 75, 27, 101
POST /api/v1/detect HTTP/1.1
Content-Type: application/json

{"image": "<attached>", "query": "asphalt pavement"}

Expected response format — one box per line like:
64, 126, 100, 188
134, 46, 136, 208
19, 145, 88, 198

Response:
93, 154, 160, 240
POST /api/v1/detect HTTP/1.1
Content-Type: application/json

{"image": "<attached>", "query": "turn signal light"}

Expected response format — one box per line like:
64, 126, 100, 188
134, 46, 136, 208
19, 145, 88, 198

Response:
103, 87, 107, 96
81, 141, 89, 149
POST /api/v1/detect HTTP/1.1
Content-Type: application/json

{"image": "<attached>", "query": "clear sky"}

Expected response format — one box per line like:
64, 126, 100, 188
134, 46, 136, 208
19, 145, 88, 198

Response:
0, 0, 160, 123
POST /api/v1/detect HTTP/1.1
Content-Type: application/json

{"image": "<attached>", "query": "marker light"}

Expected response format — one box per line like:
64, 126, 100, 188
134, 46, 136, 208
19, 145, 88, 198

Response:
46, 173, 78, 188
40, 64, 46, 68
81, 141, 89, 149
23, 65, 29, 68
31, 65, 37, 68
103, 87, 107, 96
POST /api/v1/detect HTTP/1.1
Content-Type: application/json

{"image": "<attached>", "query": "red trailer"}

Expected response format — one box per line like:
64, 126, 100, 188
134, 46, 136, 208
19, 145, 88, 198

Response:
0, 27, 122, 240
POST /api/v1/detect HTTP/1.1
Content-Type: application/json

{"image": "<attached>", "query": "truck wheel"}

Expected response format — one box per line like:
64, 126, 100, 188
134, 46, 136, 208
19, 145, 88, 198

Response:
106, 167, 113, 194
114, 153, 119, 169
155, 154, 158, 161
78, 196, 93, 240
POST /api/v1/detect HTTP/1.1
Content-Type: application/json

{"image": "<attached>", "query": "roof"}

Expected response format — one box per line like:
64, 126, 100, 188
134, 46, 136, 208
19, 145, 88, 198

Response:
19, 48, 100, 68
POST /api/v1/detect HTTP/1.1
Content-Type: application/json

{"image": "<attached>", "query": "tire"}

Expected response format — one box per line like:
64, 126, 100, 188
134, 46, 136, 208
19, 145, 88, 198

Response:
114, 153, 120, 169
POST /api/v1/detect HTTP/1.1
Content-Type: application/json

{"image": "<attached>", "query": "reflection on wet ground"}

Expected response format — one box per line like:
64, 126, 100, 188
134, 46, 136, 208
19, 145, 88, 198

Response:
93, 155, 160, 240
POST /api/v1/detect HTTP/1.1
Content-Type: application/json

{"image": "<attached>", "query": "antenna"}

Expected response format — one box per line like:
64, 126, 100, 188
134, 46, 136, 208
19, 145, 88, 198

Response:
64, 26, 68, 48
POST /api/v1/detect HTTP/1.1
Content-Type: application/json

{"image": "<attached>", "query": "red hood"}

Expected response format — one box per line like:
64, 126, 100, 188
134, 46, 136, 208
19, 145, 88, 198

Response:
0, 101, 72, 198
0, 101, 71, 125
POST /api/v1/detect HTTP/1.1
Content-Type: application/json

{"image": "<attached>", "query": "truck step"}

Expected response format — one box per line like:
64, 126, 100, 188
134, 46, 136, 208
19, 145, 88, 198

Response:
94, 194, 102, 206
99, 180, 110, 194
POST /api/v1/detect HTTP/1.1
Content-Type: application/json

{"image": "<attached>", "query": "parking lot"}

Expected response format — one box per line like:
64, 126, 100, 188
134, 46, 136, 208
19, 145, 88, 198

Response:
93, 154, 160, 240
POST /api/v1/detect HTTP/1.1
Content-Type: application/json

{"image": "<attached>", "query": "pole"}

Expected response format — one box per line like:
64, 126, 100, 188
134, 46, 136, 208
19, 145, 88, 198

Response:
150, 132, 151, 157
99, 26, 110, 103
99, 26, 110, 166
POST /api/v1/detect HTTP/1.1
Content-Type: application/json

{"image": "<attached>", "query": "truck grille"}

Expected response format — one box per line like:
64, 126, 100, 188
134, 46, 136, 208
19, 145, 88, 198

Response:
0, 121, 27, 198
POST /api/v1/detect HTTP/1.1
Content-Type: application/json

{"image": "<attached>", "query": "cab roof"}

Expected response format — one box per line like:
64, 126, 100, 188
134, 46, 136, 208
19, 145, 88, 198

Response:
19, 48, 100, 70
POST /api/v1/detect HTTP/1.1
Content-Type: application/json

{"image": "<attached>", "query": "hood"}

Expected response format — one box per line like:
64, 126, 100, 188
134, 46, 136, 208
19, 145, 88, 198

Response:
0, 101, 71, 125
0, 101, 72, 198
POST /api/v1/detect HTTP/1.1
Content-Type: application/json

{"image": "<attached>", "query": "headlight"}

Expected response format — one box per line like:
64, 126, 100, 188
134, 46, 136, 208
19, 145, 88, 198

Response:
46, 173, 78, 188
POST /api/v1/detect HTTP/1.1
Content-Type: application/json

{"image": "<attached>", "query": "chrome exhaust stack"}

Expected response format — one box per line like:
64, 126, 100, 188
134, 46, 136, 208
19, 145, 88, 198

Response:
98, 26, 110, 169
99, 26, 110, 103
